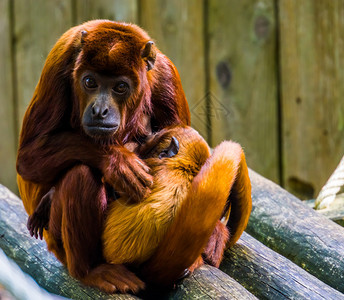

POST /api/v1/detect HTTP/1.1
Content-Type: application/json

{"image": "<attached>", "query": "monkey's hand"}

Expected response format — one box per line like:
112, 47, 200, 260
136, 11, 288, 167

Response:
27, 187, 55, 240
102, 147, 153, 203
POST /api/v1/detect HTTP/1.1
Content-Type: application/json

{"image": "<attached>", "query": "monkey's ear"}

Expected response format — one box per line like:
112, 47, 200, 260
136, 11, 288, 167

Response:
141, 41, 156, 71
159, 136, 179, 159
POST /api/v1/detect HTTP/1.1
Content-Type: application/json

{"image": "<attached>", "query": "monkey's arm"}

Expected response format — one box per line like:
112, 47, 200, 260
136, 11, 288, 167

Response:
17, 131, 152, 201
141, 141, 252, 285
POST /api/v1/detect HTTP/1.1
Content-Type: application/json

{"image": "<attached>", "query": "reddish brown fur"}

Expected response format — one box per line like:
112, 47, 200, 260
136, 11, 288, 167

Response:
203, 221, 229, 267
17, 20, 190, 293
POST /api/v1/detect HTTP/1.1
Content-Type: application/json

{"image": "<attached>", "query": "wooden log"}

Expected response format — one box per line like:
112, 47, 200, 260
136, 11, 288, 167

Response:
305, 199, 344, 227
247, 169, 344, 292
0, 184, 256, 299
221, 232, 344, 300
163, 265, 257, 300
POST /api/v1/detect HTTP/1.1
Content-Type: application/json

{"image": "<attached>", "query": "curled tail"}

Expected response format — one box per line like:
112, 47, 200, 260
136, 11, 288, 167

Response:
142, 141, 252, 285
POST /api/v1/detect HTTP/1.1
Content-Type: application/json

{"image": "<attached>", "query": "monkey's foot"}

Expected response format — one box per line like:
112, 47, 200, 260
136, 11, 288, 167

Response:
188, 256, 204, 273
202, 221, 229, 267
81, 264, 145, 294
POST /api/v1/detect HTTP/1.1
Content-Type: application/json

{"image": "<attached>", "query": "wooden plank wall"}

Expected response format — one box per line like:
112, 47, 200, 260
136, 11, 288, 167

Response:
0, 0, 17, 193
279, 0, 344, 199
208, 0, 279, 182
14, 0, 74, 131
0, 0, 343, 200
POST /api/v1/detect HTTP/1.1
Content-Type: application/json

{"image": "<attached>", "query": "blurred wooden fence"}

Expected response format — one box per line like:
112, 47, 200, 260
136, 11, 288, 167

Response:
0, 0, 343, 199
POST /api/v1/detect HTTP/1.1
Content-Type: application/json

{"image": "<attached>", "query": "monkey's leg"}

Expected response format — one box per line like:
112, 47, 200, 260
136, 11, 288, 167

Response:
225, 147, 252, 247
203, 141, 251, 265
54, 165, 144, 294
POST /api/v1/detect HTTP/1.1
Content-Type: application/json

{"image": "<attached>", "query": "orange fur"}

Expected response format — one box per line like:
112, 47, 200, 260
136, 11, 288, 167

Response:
103, 127, 210, 265
103, 126, 252, 285
226, 148, 252, 247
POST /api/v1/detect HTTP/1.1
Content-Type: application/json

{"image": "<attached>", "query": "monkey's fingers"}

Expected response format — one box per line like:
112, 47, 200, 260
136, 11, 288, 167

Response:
102, 270, 143, 294
119, 169, 150, 203
177, 269, 190, 282
131, 160, 153, 188
125, 154, 152, 186
135, 158, 150, 174
27, 214, 42, 239
27, 216, 32, 232
27, 216, 36, 237
32, 220, 39, 239
115, 158, 151, 199
38, 225, 44, 240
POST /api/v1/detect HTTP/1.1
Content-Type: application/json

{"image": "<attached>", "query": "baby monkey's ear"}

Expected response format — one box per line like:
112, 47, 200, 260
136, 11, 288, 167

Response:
159, 136, 179, 159
141, 41, 156, 71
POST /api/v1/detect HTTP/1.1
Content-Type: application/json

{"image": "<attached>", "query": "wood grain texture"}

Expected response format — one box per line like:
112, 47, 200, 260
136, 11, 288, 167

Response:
75, 0, 138, 24
164, 265, 257, 300
0, 184, 256, 299
0, 0, 17, 194
13, 0, 73, 133
279, 0, 344, 198
139, 0, 207, 139
208, 0, 279, 182
221, 232, 344, 300
247, 169, 344, 293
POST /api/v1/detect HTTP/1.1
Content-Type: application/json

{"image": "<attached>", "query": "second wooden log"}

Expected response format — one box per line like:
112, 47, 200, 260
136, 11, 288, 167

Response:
221, 232, 344, 300
247, 170, 344, 292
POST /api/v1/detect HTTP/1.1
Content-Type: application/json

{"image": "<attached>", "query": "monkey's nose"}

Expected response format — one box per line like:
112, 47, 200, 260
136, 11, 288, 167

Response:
91, 103, 109, 119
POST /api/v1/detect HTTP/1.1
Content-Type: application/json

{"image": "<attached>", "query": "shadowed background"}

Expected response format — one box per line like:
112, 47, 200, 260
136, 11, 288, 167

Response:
0, 0, 343, 200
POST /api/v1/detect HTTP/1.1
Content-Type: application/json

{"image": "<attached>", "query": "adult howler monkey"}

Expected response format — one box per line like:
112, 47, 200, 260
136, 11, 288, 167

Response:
17, 20, 190, 293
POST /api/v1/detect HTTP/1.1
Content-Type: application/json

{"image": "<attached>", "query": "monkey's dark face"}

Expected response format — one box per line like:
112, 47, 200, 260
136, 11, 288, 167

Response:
72, 23, 156, 142
79, 71, 132, 138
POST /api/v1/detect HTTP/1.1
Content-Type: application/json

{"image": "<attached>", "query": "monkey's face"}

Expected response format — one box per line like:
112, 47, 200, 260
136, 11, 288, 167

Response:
79, 71, 132, 138
72, 21, 156, 142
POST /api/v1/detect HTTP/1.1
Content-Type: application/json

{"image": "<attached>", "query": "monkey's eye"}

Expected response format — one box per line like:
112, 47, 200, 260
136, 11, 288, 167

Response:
113, 82, 129, 94
84, 76, 98, 89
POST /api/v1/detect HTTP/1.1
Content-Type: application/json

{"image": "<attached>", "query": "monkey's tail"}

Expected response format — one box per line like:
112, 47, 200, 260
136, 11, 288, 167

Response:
141, 141, 252, 285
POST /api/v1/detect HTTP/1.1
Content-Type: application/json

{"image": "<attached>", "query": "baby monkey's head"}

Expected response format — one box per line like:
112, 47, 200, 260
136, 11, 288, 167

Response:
138, 126, 211, 176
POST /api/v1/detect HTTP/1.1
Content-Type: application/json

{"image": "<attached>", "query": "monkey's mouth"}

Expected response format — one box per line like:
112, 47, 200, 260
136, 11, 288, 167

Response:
83, 124, 118, 137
